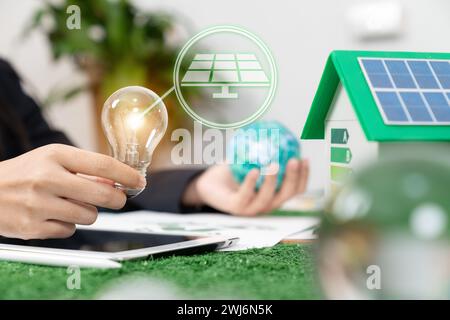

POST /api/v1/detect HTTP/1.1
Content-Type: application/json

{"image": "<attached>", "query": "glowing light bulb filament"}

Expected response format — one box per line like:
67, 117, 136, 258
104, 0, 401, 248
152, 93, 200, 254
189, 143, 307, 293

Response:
127, 113, 143, 130
125, 142, 139, 167
125, 113, 143, 167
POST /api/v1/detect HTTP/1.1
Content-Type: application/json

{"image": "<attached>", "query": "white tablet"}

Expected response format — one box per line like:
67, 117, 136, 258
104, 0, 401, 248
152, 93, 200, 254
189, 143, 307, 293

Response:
0, 229, 239, 268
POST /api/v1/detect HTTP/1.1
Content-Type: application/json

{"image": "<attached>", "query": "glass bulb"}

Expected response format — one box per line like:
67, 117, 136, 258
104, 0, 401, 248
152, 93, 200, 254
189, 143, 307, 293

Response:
102, 86, 168, 198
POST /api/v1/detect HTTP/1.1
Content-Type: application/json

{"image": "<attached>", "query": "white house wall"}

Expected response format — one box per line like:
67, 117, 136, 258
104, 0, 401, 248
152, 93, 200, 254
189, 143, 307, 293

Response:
326, 84, 358, 122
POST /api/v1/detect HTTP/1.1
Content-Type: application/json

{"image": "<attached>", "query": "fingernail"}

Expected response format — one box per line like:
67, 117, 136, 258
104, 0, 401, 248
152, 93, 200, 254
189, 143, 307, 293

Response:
139, 176, 147, 188
289, 158, 298, 168
266, 163, 279, 175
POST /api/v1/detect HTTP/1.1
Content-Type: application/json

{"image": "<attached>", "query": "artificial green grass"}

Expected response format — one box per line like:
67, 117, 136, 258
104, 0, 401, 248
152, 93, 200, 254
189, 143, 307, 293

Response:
0, 244, 321, 300
0, 210, 322, 299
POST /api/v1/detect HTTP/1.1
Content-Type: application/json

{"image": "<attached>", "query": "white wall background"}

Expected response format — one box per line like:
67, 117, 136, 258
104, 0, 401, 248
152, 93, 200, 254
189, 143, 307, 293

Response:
1, 0, 449, 191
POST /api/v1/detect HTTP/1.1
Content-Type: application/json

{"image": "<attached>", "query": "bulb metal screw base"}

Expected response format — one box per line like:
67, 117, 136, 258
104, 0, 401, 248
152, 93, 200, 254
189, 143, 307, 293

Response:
114, 164, 148, 199
114, 182, 144, 199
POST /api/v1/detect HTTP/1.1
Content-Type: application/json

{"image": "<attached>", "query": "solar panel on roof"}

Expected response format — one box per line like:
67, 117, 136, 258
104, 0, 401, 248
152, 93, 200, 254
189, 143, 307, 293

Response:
359, 57, 450, 125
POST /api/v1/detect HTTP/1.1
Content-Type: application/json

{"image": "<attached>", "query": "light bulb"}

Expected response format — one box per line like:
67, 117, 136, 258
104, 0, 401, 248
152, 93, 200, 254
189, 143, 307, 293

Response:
102, 86, 168, 198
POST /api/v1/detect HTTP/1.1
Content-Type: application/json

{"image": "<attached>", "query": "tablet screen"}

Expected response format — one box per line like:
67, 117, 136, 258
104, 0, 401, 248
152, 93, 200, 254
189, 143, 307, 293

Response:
0, 229, 196, 253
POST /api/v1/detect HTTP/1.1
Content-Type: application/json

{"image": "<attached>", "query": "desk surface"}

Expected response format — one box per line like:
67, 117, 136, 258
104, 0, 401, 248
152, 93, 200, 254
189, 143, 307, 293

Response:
0, 211, 322, 300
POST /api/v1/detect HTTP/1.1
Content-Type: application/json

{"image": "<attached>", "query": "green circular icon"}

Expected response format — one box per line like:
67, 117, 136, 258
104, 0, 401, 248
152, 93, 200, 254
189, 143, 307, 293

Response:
173, 25, 277, 129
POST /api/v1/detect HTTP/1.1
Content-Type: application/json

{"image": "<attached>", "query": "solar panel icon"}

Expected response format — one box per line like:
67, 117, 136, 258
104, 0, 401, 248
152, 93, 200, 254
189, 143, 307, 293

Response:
181, 53, 270, 98
359, 57, 450, 125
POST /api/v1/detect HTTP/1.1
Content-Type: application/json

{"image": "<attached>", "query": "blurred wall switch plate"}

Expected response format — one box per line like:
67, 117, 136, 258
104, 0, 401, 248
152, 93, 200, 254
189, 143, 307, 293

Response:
347, 1, 404, 40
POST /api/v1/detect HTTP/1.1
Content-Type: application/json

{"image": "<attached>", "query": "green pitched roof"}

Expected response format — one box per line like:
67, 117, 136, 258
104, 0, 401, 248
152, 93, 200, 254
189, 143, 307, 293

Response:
301, 50, 450, 141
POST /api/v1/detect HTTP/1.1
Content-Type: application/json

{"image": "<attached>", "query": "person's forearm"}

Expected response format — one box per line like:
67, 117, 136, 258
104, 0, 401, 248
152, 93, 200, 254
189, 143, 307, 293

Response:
181, 176, 204, 207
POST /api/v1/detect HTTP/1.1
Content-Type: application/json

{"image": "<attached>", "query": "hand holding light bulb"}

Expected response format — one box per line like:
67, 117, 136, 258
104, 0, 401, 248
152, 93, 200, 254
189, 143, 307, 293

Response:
102, 86, 168, 198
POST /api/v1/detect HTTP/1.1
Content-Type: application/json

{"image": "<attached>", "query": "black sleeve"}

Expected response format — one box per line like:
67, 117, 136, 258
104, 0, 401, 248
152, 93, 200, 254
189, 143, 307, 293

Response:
122, 168, 207, 213
0, 59, 73, 148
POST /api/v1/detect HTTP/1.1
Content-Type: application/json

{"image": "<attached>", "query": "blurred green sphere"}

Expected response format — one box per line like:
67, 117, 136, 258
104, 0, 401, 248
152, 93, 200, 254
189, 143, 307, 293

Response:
228, 120, 300, 190
318, 156, 450, 299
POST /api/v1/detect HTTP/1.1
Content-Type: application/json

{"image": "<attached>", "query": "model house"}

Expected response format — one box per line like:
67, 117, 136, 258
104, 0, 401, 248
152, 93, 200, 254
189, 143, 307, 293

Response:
301, 50, 450, 194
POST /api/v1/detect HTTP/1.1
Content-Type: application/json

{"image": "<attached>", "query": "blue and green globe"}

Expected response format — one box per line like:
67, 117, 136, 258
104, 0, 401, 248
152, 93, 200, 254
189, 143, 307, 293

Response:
228, 120, 300, 190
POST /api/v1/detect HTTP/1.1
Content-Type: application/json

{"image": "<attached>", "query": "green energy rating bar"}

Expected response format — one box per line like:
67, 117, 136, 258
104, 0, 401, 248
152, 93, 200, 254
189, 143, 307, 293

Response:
330, 165, 352, 182
331, 128, 349, 144
331, 147, 352, 164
